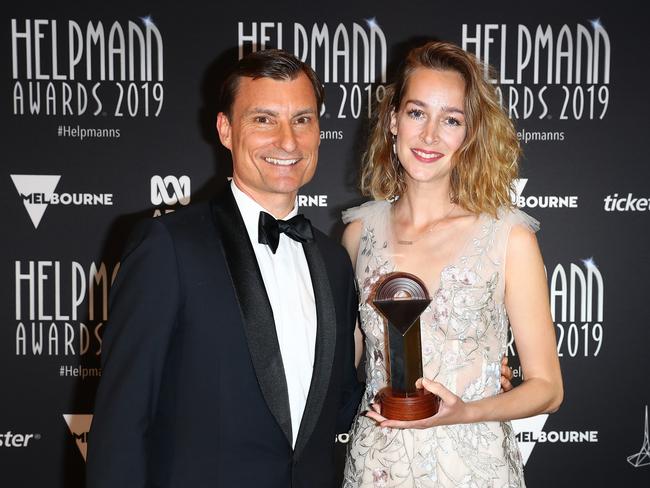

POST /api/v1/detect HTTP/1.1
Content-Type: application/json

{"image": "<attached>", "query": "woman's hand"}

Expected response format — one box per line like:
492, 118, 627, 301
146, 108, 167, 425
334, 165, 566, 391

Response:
365, 378, 474, 429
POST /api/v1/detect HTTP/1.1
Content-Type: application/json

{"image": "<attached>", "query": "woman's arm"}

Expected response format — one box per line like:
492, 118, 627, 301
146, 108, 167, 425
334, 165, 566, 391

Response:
463, 224, 563, 421
367, 225, 562, 428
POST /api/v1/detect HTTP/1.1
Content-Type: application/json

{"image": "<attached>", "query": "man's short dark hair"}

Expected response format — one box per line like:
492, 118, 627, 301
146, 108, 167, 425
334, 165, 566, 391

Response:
219, 49, 324, 117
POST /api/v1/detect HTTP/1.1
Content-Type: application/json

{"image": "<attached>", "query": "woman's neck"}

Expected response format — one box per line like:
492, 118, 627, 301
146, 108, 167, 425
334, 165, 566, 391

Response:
393, 180, 455, 228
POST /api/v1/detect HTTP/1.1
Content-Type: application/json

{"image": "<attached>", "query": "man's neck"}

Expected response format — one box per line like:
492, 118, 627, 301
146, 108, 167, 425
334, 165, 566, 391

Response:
231, 179, 296, 219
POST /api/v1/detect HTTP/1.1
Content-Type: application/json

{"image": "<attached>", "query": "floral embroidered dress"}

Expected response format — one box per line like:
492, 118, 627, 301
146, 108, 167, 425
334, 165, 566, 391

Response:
342, 200, 538, 488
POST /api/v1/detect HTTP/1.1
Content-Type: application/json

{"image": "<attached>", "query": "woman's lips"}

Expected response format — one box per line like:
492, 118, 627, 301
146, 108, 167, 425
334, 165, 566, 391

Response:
411, 148, 444, 163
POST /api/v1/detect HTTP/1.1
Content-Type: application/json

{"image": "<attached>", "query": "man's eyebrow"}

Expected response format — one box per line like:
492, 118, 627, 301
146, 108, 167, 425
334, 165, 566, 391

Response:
246, 108, 279, 116
244, 108, 317, 117
293, 108, 317, 117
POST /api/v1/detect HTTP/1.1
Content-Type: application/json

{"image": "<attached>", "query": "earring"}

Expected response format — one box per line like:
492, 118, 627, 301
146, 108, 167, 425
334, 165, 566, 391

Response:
391, 134, 401, 168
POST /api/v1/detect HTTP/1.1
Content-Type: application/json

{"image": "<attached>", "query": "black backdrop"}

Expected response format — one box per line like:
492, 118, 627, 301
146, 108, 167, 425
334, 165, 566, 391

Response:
2, 1, 649, 486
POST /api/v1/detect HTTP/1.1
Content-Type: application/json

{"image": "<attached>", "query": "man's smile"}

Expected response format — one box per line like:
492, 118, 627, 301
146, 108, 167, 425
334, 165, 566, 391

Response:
263, 156, 302, 166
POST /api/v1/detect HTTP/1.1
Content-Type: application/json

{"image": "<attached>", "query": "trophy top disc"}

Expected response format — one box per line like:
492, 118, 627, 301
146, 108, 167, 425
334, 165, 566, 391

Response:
374, 272, 429, 300
372, 272, 432, 335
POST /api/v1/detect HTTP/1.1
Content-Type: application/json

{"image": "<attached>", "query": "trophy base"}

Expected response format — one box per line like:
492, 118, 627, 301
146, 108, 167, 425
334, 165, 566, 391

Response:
378, 387, 439, 421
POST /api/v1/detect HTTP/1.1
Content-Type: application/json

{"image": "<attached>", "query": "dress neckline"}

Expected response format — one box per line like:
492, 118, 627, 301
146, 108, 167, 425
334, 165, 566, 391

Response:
385, 203, 488, 298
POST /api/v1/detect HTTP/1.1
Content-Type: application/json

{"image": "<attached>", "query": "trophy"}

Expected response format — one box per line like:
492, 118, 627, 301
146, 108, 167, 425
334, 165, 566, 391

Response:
373, 272, 439, 420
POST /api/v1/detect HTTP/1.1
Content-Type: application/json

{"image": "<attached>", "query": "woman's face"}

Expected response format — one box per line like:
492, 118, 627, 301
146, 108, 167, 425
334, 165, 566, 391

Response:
390, 67, 467, 188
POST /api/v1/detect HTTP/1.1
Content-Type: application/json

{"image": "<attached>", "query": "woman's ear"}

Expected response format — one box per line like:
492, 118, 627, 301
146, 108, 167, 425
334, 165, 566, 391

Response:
390, 109, 397, 136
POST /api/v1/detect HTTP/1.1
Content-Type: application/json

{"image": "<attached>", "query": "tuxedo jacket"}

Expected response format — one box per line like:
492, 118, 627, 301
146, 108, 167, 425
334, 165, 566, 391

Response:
86, 188, 362, 488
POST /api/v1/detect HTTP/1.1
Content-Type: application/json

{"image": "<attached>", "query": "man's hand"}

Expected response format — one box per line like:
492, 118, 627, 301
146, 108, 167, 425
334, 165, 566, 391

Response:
501, 355, 514, 392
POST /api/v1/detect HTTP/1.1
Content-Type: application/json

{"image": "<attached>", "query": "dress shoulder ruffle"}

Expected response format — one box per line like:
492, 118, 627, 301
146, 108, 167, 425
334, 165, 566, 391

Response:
341, 200, 391, 224
497, 207, 540, 233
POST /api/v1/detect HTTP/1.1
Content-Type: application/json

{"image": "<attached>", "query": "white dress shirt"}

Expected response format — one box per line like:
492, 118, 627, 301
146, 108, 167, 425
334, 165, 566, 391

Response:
230, 181, 317, 447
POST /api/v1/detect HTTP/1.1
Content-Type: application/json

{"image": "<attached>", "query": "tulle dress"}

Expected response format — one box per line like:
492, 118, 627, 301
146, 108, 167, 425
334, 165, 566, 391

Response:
342, 200, 538, 488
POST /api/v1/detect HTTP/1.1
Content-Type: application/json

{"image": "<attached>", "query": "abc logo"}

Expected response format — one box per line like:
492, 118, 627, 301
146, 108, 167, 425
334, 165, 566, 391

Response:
150, 175, 191, 206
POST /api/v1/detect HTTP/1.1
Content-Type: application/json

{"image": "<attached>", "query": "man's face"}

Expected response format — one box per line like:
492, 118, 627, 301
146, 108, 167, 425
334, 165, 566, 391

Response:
217, 73, 320, 207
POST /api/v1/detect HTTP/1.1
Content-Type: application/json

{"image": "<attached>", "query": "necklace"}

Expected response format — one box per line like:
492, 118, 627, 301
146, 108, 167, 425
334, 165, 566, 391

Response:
396, 203, 456, 245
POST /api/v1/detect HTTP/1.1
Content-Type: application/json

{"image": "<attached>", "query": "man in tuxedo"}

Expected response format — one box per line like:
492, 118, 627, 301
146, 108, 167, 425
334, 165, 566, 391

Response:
87, 49, 362, 488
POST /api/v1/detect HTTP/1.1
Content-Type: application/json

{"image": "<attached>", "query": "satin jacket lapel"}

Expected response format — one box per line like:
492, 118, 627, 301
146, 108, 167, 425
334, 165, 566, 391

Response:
294, 237, 337, 458
210, 189, 292, 446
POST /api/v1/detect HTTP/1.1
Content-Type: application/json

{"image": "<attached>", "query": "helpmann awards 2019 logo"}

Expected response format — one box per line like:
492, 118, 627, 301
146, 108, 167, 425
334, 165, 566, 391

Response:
10, 16, 164, 117
237, 18, 388, 126
462, 19, 611, 122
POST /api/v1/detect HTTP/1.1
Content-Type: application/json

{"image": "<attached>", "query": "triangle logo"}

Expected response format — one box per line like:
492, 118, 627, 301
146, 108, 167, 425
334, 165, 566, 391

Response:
511, 413, 549, 465
10, 174, 61, 229
62, 414, 93, 462
511, 178, 528, 205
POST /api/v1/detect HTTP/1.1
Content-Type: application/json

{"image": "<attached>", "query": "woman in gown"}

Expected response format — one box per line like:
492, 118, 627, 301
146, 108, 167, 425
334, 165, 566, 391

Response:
341, 41, 563, 487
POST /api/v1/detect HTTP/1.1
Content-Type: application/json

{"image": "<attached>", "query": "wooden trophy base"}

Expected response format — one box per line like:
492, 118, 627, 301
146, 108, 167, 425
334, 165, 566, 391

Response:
378, 387, 439, 421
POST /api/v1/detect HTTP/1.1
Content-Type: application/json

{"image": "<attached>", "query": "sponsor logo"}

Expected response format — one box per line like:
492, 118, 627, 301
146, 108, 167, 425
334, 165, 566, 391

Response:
604, 193, 650, 212
10, 174, 60, 228
0, 430, 41, 447
462, 20, 611, 121
513, 414, 598, 465
511, 178, 578, 209
297, 194, 328, 207
63, 414, 93, 461
512, 414, 549, 464
11, 174, 114, 228
150, 175, 190, 217
150, 175, 191, 206
627, 405, 650, 468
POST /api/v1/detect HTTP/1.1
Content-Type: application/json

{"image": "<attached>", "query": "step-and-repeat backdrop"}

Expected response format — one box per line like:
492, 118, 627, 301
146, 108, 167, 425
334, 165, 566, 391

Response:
2, 0, 648, 486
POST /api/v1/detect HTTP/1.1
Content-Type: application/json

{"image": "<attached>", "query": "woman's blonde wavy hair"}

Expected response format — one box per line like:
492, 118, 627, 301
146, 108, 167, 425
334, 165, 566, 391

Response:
360, 41, 520, 217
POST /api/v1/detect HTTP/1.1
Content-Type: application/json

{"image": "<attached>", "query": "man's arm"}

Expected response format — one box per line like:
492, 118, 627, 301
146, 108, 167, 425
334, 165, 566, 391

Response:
336, 260, 364, 433
86, 219, 181, 488
341, 220, 364, 368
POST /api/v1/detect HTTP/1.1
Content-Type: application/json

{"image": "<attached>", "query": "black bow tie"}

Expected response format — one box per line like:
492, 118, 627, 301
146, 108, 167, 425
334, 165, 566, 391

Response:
258, 211, 314, 254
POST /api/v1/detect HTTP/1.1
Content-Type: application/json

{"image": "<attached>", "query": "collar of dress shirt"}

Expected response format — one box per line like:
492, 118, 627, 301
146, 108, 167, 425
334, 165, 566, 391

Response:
230, 180, 298, 245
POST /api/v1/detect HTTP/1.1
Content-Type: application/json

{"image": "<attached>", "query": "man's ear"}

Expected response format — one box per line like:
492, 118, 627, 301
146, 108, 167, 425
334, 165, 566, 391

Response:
216, 112, 232, 150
